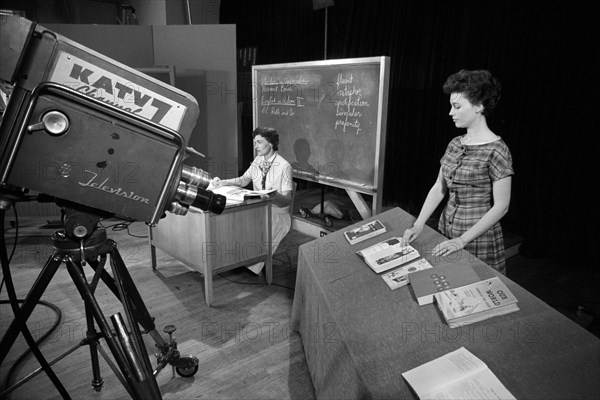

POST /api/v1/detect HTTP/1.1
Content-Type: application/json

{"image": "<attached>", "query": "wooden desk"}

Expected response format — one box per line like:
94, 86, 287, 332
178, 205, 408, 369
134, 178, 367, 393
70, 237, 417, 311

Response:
149, 200, 272, 306
291, 207, 600, 399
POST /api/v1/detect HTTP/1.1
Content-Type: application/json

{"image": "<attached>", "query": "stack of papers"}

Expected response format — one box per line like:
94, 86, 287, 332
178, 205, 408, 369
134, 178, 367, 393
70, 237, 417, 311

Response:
209, 185, 275, 205
435, 277, 519, 328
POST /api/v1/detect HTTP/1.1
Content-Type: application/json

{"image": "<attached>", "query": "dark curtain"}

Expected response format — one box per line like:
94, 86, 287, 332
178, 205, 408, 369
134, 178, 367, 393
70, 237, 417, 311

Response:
221, 0, 597, 263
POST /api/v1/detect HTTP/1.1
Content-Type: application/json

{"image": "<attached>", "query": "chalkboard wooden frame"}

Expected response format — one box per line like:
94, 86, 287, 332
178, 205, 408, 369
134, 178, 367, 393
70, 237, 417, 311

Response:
252, 56, 390, 218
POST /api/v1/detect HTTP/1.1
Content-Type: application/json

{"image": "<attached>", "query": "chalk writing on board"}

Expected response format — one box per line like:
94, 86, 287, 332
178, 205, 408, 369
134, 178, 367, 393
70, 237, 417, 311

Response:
259, 76, 309, 117
334, 73, 370, 135
259, 73, 371, 136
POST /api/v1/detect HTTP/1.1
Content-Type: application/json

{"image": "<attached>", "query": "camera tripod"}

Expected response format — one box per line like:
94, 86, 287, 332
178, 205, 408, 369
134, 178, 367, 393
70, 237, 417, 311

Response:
0, 212, 199, 399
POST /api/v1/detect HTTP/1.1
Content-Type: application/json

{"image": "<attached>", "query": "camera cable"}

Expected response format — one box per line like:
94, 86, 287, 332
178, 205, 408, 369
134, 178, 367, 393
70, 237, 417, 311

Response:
0, 206, 67, 399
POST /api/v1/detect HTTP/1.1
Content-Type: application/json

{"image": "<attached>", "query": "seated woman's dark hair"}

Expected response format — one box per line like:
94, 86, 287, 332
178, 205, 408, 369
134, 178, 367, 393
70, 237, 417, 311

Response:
443, 69, 501, 117
253, 127, 279, 150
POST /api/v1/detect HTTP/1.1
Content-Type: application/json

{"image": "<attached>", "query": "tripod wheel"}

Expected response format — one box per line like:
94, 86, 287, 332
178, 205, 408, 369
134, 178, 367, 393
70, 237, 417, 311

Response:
176, 364, 199, 377
174, 355, 200, 377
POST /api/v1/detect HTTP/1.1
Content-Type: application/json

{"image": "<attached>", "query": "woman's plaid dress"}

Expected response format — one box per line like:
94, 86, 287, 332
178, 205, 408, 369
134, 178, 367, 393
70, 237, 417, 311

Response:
438, 136, 514, 274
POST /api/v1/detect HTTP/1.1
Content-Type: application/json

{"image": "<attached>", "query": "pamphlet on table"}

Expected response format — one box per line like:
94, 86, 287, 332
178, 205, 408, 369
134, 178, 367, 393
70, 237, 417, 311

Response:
401, 346, 516, 400
343, 219, 386, 245
435, 277, 519, 328
356, 236, 420, 273
380, 258, 433, 290
408, 263, 495, 306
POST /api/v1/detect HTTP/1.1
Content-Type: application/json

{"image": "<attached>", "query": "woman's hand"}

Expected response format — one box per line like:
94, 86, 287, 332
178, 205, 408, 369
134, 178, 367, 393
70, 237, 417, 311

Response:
432, 237, 466, 257
402, 224, 423, 245
210, 177, 223, 188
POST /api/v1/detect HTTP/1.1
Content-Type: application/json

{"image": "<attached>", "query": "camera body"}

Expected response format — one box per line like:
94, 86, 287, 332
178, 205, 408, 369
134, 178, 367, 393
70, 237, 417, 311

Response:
0, 15, 223, 224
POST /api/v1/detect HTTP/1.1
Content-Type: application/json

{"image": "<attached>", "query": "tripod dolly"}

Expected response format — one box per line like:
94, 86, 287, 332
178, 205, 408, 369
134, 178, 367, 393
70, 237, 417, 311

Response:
0, 209, 199, 399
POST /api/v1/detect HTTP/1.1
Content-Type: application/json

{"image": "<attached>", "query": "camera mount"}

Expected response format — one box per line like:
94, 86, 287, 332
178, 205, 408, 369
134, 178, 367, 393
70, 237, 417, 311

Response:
0, 207, 200, 399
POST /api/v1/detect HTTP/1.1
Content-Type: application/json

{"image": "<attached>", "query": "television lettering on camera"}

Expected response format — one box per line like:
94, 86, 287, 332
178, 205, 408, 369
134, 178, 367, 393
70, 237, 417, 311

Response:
0, 14, 226, 399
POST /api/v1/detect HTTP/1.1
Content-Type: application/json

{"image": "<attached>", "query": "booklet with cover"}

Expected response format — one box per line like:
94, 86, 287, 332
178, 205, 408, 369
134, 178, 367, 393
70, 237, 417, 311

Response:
381, 258, 433, 290
356, 237, 420, 274
434, 277, 519, 328
402, 347, 516, 400
356, 236, 403, 259
409, 263, 496, 306
343, 220, 386, 245
209, 186, 276, 205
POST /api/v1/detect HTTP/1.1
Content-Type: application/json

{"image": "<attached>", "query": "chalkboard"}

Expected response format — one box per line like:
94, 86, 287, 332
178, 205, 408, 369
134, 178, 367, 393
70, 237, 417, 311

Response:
252, 57, 389, 197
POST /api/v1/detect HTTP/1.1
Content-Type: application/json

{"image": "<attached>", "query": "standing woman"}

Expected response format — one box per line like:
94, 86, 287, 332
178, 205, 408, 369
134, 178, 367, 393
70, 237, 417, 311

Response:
211, 127, 293, 274
403, 70, 513, 274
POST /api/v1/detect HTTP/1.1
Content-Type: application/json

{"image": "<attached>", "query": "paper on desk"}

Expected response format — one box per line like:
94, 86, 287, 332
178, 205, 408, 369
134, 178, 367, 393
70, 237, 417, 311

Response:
425, 368, 517, 400
402, 347, 516, 400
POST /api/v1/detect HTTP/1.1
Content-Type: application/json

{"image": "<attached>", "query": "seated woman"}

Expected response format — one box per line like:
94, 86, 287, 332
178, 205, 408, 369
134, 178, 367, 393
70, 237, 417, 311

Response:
210, 127, 293, 274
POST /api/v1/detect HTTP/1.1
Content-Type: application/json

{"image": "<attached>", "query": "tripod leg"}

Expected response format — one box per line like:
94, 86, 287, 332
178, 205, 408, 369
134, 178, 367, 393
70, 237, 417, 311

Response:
89, 241, 166, 346
0, 248, 72, 399
64, 257, 145, 400
109, 246, 162, 400
77, 254, 107, 392
108, 245, 200, 378
84, 301, 104, 392
0, 253, 62, 362
148, 226, 158, 270
86, 246, 162, 342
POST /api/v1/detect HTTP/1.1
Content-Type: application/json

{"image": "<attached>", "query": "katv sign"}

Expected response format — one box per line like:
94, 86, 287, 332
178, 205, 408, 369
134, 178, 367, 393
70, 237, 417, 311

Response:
50, 51, 186, 131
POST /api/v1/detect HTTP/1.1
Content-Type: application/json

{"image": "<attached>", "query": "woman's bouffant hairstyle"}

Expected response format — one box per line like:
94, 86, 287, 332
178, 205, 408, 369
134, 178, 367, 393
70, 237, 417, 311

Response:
253, 127, 279, 151
443, 69, 501, 117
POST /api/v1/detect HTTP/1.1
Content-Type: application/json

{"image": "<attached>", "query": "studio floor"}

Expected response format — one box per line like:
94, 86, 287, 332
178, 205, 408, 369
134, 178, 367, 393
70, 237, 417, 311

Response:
1, 198, 599, 399
0, 215, 317, 400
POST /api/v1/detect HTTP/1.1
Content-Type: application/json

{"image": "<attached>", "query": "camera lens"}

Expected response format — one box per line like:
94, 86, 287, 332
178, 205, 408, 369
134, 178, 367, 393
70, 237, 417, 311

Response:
180, 165, 211, 189
192, 188, 226, 215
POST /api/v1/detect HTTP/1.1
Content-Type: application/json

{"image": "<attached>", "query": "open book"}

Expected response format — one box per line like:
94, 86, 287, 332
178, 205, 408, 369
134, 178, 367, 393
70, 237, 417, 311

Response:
356, 236, 420, 273
209, 185, 276, 205
402, 347, 516, 400
434, 277, 519, 328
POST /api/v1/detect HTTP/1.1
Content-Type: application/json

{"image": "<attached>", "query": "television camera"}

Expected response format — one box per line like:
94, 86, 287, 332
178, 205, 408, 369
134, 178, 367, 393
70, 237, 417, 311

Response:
0, 15, 225, 399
